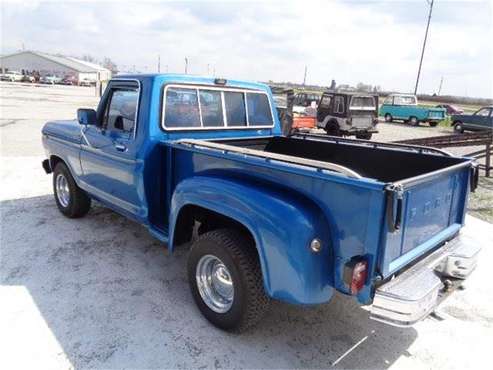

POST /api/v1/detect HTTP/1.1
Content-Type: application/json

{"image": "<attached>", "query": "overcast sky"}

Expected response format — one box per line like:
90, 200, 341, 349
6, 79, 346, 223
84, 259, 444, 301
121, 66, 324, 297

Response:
1, 0, 492, 98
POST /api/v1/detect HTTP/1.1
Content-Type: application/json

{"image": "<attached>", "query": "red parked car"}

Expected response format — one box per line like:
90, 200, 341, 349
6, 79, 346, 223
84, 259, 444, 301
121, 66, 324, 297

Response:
436, 104, 464, 115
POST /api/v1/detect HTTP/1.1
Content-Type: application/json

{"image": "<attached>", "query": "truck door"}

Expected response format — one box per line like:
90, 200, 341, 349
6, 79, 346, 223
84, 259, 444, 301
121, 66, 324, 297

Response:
79, 80, 142, 216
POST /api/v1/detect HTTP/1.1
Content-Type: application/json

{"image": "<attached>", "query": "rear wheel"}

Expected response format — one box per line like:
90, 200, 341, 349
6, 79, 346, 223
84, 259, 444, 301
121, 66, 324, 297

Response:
454, 121, 464, 133
187, 229, 270, 331
355, 132, 372, 140
53, 162, 91, 218
429, 121, 439, 127
384, 113, 393, 122
409, 116, 419, 126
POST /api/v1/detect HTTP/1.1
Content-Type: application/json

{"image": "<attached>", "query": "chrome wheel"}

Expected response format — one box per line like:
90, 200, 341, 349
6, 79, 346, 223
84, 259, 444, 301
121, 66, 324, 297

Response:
196, 254, 234, 313
55, 173, 70, 207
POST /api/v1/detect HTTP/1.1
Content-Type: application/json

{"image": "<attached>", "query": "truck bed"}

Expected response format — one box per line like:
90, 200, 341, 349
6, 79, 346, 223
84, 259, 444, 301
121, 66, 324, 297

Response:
213, 134, 469, 183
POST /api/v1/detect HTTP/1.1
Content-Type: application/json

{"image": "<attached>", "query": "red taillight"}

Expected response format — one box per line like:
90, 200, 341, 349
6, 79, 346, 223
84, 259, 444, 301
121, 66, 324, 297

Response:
350, 261, 368, 295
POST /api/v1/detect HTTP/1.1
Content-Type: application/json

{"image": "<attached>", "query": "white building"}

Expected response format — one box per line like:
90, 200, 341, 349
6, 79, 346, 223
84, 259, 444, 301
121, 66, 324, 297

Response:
0, 50, 112, 82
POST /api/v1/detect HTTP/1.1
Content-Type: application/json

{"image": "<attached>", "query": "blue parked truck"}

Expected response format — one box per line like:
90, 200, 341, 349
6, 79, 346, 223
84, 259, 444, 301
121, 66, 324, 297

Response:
42, 74, 480, 331
380, 94, 446, 127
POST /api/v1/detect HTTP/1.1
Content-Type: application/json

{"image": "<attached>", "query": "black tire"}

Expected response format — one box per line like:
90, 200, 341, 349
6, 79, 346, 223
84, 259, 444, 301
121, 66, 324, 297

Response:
53, 162, 91, 218
187, 229, 270, 331
355, 132, 372, 140
324, 120, 341, 136
429, 121, 439, 127
409, 116, 419, 126
454, 121, 464, 133
384, 113, 393, 122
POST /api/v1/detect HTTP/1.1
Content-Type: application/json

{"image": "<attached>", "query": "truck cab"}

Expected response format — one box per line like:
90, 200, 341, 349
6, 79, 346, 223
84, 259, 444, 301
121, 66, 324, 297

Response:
41, 74, 480, 331
316, 92, 379, 140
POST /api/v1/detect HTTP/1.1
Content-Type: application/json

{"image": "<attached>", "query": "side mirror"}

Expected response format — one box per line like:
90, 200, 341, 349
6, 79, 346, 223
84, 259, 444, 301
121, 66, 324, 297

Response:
77, 108, 97, 125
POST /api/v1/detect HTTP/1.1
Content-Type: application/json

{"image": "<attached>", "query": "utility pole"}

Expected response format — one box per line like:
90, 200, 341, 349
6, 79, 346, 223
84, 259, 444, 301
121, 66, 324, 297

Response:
157, 55, 161, 73
302, 65, 307, 89
437, 76, 444, 95
414, 0, 434, 95
185, 57, 188, 74
207, 63, 210, 75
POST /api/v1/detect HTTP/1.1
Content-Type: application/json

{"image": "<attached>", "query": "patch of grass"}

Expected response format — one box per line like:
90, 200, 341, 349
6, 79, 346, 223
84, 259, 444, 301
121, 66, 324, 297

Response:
468, 176, 493, 223
438, 116, 452, 128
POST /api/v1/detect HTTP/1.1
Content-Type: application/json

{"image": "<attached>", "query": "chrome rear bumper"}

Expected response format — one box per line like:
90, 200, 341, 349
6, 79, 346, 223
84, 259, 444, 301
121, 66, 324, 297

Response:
370, 233, 481, 327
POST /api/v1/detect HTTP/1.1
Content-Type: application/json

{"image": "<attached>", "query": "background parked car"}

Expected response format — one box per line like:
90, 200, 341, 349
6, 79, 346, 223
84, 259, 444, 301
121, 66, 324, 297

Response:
21, 75, 36, 83
436, 104, 464, 115
40, 75, 62, 84
79, 78, 95, 87
452, 106, 493, 133
0, 70, 24, 82
61, 76, 78, 85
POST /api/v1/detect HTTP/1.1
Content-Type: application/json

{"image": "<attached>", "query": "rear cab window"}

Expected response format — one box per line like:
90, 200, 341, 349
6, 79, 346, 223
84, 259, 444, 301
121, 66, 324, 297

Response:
163, 84, 274, 130
350, 96, 376, 109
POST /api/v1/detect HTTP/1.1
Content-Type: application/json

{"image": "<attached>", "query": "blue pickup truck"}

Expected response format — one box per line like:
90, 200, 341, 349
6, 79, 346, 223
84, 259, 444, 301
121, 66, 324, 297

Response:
380, 94, 446, 126
41, 74, 480, 331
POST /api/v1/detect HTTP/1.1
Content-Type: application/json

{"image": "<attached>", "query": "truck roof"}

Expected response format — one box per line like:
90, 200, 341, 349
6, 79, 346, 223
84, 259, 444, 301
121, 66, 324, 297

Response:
114, 73, 272, 92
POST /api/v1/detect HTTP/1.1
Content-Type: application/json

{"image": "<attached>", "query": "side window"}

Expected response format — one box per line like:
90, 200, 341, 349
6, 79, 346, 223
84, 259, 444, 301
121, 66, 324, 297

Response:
224, 91, 247, 126
320, 95, 332, 108
104, 88, 139, 135
475, 108, 490, 117
199, 90, 224, 127
334, 96, 345, 114
246, 93, 273, 126
164, 87, 200, 128
383, 96, 393, 105
394, 96, 404, 105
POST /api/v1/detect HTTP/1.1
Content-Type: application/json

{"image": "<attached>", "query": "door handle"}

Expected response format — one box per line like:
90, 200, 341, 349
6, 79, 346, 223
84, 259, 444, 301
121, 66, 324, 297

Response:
115, 143, 127, 152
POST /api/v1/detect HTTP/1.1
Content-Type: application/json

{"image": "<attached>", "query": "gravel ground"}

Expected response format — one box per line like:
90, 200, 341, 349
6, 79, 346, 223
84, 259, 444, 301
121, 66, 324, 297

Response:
1, 82, 493, 369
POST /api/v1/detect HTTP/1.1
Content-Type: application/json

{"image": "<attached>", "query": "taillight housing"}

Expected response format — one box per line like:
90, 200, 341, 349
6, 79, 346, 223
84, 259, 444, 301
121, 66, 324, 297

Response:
343, 258, 368, 295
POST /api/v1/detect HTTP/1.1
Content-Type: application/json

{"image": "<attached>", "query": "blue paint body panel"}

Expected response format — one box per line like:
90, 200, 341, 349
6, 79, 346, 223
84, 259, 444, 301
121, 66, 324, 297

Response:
41, 74, 474, 307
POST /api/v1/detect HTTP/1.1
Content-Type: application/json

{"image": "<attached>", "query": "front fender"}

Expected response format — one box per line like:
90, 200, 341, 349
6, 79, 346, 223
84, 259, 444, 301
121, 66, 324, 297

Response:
169, 176, 334, 305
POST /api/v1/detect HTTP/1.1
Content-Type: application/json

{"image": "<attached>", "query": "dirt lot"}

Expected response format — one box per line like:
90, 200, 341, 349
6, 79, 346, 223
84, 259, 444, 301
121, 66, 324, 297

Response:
1, 82, 493, 369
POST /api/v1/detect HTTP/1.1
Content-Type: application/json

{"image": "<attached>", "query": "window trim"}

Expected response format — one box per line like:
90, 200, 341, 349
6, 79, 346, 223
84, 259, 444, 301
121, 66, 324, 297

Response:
161, 84, 275, 131
105, 78, 141, 140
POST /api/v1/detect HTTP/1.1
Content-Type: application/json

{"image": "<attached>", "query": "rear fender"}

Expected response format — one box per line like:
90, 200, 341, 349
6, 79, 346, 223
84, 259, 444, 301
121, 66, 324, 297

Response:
169, 176, 334, 304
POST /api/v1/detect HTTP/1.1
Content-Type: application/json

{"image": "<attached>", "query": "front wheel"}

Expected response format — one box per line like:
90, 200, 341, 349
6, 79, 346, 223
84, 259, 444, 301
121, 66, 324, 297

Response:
429, 121, 438, 127
53, 162, 91, 218
454, 121, 465, 133
384, 113, 393, 122
187, 229, 270, 331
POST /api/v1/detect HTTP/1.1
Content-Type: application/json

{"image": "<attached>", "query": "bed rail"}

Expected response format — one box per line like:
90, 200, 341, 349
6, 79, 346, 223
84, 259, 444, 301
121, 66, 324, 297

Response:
174, 139, 363, 179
